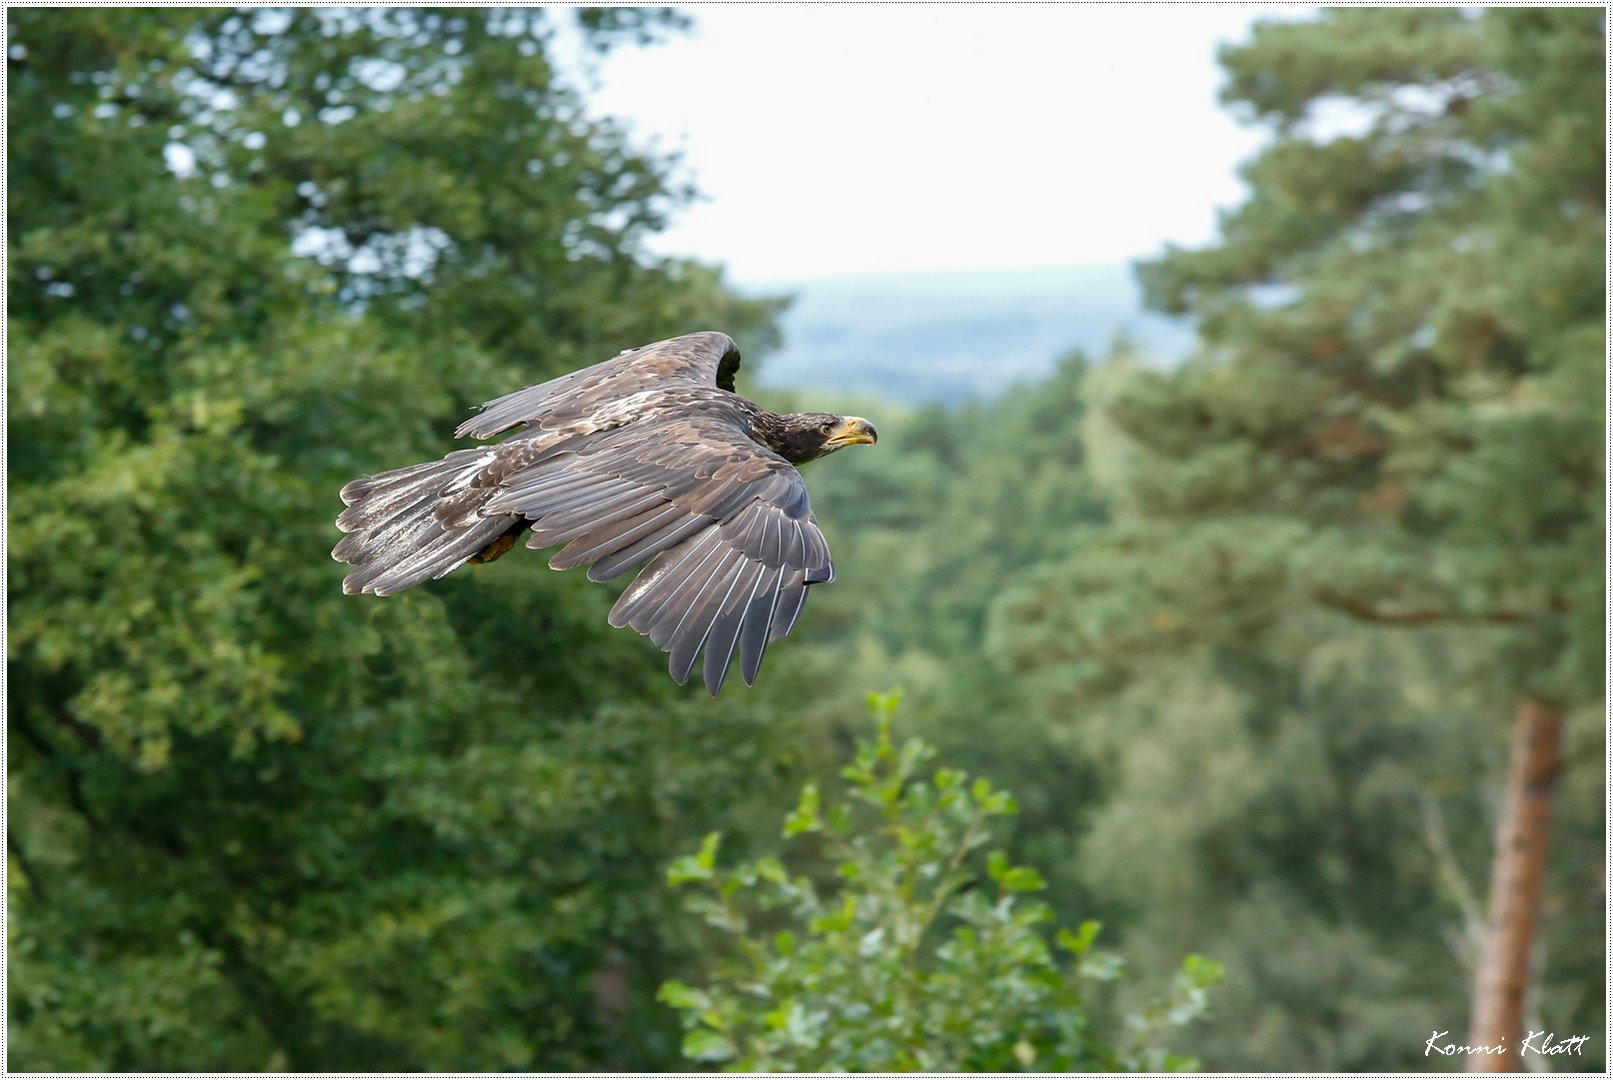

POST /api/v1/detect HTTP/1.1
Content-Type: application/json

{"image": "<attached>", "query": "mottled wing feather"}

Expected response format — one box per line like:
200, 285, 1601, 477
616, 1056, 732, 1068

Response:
475, 414, 832, 693
454, 331, 742, 441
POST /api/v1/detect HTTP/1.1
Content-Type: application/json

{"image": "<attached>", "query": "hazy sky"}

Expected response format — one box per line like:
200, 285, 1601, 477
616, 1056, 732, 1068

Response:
573, 5, 1310, 284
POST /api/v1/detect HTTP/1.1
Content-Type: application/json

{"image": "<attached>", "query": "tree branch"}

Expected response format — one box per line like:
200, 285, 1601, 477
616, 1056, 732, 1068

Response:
1314, 588, 1546, 627
13, 709, 101, 828
1418, 791, 1484, 967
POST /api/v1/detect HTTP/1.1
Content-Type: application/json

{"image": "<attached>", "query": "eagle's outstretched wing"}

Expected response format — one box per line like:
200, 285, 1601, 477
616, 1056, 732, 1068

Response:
333, 331, 832, 695
453, 330, 743, 441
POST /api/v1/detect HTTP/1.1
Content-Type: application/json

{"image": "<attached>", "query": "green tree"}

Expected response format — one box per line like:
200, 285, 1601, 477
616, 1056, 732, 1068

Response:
8, 9, 789, 1069
989, 8, 1601, 1070
660, 694, 1222, 1071
766, 353, 1113, 915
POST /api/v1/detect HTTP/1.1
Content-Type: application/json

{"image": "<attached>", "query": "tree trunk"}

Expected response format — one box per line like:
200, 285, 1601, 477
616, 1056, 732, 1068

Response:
1465, 696, 1563, 1072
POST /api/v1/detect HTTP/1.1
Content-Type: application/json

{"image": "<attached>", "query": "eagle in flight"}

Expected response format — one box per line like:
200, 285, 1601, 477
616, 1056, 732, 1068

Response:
333, 331, 877, 695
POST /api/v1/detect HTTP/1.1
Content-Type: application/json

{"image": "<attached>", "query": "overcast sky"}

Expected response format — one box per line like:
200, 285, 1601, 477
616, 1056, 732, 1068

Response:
570, 5, 1310, 284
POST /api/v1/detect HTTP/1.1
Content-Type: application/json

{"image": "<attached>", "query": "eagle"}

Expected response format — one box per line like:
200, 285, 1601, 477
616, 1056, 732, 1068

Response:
333, 331, 877, 695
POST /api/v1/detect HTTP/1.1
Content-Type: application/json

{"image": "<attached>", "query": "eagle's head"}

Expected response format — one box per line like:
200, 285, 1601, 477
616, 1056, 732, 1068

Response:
767, 413, 879, 464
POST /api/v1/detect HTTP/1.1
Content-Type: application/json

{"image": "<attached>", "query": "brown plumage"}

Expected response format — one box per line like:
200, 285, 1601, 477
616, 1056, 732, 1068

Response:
332, 331, 877, 694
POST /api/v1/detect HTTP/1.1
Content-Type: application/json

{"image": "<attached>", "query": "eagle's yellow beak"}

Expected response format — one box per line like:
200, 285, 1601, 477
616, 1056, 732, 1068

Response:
824, 416, 878, 448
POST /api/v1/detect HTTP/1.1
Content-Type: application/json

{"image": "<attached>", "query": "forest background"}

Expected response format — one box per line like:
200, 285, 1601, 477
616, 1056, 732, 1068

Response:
7, 7, 1604, 1072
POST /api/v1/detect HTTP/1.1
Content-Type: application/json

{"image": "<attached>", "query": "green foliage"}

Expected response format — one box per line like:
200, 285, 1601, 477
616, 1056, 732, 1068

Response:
8, 8, 1601, 1073
7, 9, 790, 1070
975, 9, 1605, 1068
660, 693, 1221, 1071
753, 353, 1116, 947
1118, 8, 1603, 704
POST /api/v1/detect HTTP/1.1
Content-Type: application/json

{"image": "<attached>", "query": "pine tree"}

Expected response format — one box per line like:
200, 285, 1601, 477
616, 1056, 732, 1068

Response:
991, 9, 1602, 1069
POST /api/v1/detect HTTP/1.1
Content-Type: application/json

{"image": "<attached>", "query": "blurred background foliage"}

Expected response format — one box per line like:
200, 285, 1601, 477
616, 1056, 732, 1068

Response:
7, 6, 1603, 1072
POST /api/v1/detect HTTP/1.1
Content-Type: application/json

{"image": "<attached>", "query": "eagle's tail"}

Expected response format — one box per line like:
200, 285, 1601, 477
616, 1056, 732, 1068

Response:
332, 449, 524, 597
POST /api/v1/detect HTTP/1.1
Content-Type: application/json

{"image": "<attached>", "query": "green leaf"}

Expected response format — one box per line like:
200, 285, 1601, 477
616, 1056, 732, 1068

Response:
809, 893, 857, 934
1181, 953, 1225, 988
866, 688, 904, 717
657, 980, 706, 1011
783, 783, 821, 838
666, 855, 706, 886
668, 832, 722, 885
1057, 920, 1102, 957
1000, 866, 1046, 894
681, 1028, 735, 1063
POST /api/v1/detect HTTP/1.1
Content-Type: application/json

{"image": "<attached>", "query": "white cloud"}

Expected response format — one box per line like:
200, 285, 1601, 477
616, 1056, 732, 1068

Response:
577, 5, 1310, 283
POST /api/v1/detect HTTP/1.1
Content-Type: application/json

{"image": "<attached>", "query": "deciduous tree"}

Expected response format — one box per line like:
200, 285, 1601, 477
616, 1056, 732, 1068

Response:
8, 9, 785, 1069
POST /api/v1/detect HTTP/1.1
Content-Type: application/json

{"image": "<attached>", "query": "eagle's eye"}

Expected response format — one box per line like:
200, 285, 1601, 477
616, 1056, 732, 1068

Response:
818, 422, 834, 436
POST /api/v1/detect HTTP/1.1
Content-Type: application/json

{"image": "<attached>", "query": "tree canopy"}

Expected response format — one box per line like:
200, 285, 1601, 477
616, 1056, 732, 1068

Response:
9, 9, 788, 1069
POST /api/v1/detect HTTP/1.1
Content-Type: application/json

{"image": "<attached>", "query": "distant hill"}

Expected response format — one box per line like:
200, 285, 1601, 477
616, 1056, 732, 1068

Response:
741, 263, 1196, 405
